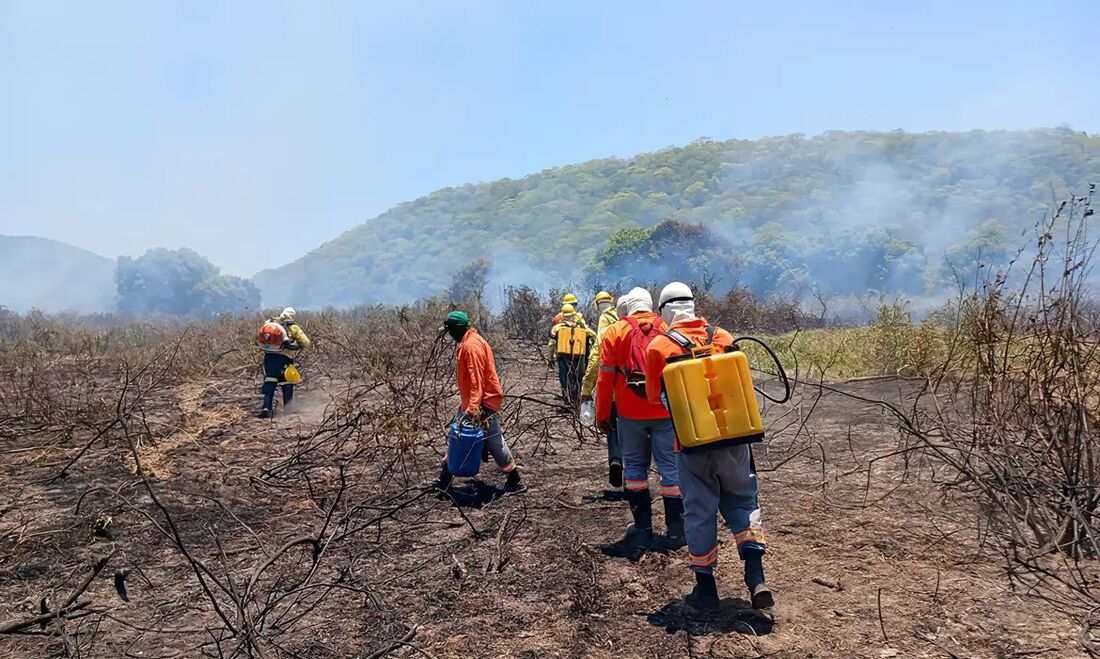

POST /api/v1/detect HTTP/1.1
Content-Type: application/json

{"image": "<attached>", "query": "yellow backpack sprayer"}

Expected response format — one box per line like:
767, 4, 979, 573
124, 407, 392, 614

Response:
661, 328, 790, 451
556, 321, 588, 356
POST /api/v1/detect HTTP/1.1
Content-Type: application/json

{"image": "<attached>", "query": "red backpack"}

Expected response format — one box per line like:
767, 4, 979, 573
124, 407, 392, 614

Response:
621, 315, 662, 397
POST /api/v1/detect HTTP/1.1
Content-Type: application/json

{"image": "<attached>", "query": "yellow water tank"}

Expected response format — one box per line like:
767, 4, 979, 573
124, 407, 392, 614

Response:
662, 350, 764, 449
556, 325, 588, 356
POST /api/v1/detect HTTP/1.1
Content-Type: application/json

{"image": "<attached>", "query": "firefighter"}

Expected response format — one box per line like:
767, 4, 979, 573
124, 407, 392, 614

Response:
258, 307, 311, 419
551, 293, 587, 326
595, 287, 684, 549
549, 303, 596, 405
581, 291, 623, 487
645, 282, 773, 612
430, 311, 527, 494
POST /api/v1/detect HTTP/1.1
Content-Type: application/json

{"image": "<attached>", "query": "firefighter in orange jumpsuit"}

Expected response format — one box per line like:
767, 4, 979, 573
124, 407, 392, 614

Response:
595, 287, 683, 549
645, 282, 772, 612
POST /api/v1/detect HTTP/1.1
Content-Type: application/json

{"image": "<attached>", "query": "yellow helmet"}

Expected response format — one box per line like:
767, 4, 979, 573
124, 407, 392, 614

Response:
594, 291, 613, 305
561, 303, 576, 314
562, 293, 578, 305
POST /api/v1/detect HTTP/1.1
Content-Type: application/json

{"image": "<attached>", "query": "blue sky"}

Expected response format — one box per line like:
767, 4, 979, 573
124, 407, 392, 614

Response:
1, 1, 1097, 276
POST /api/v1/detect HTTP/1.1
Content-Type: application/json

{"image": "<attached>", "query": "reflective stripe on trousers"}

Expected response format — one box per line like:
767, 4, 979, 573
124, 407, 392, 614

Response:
617, 416, 679, 497
677, 443, 765, 574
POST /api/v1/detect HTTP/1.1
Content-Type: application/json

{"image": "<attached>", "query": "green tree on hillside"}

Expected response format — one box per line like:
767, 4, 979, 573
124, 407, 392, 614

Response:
116, 248, 260, 316
584, 219, 739, 292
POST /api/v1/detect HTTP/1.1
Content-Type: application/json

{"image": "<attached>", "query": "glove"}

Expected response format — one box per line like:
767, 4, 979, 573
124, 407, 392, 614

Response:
462, 409, 482, 426
597, 419, 613, 435
283, 340, 301, 350
580, 394, 593, 403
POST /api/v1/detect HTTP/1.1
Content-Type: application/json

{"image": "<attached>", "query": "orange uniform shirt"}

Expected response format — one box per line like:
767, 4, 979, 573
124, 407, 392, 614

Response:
644, 317, 735, 406
595, 310, 669, 422
456, 328, 504, 414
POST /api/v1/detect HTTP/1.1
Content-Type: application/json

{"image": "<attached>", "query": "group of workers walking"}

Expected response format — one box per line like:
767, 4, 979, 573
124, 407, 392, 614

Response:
546, 286, 772, 611
254, 285, 773, 614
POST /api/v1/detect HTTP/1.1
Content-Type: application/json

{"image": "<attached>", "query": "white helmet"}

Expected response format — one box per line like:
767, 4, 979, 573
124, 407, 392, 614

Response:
658, 282, 693, 310
658, 282, 696, 325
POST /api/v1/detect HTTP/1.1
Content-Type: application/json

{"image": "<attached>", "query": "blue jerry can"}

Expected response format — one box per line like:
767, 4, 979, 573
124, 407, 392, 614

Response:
447, 420, 485, 477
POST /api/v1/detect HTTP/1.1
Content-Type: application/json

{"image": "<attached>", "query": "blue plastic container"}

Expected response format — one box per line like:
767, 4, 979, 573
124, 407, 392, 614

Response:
447, 420, 485, 477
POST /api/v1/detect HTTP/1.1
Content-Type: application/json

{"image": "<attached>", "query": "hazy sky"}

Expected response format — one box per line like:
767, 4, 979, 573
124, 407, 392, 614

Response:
1, 1, 1097, 276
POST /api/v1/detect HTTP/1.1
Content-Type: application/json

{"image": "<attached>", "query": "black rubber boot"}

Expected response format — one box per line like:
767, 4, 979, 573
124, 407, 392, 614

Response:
503, 468, 527, 495
608, 461, 623, 488
619, 490, 653, 546
661, 497, 687, 550
282, 385, 294, 406
744, 551, 774, 609
261, 387, 276, 418
685, 571, 720, 613
427, 461, 453, 494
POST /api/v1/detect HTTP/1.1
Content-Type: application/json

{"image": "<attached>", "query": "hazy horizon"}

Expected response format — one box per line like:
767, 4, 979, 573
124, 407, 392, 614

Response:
2, 1, 1098, 276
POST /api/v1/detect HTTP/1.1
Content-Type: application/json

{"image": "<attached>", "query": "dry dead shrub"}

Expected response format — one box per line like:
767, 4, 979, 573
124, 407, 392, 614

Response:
0, 299, 581, 656
499, 285, 555, 345
891, 187, 1100, 653
698, 287, 823, 335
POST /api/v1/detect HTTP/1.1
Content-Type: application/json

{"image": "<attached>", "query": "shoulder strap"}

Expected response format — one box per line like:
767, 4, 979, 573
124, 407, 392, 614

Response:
665, 325, 716, 355
664, 329, 694, 352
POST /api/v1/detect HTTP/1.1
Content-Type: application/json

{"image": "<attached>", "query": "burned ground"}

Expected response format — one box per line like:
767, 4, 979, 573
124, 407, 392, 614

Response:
0, 320, 1086, 658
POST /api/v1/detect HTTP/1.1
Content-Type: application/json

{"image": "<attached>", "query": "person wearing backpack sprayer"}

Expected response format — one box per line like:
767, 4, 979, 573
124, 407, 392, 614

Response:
548, 303, 596, 405
429, 311, 527, 495
258, 307, 311, 419
645, 282, 774, 612
594, 287, 685, 549
581, 291, 623, 488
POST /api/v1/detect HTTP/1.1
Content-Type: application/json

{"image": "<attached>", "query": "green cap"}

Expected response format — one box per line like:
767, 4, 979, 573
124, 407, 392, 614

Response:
442, 310, 470, 329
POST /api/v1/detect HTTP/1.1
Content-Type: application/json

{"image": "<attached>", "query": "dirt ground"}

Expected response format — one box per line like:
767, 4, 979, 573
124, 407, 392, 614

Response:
0, 344, 1086, 658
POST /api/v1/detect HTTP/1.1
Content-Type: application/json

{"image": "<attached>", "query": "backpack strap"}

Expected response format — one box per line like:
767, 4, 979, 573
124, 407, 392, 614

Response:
664, 329, 694, 352
665, 325, 717, 356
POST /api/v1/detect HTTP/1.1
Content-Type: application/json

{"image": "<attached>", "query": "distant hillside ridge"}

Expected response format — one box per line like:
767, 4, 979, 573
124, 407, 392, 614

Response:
0, 235, 115, 313
256, 128, 1100, 308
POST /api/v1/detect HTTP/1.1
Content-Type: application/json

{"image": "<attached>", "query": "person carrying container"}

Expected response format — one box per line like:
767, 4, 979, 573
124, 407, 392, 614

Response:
549, 303, 596, 405
644, 282, 773, 612
429, 311, 527, 494
552, 293, 587, 326
594, 287, 684, 549
256, 307, 311, 419
581, 291, 623, 487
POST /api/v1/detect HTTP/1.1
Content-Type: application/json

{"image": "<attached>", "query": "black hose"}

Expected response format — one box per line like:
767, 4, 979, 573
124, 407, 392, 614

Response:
733, 336, 792, 404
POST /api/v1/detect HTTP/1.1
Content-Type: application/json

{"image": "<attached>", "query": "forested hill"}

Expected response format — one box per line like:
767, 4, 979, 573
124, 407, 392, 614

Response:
257, 129, 1100, 307
0, 235, 115, 313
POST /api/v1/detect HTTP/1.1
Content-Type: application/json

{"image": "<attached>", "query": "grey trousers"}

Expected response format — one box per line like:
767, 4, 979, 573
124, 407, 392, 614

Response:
677, 444, 765, 573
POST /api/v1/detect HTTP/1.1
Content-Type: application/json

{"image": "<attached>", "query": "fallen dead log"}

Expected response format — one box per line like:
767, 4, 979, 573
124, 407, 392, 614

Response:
0, 601, 91, 634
